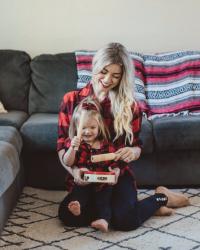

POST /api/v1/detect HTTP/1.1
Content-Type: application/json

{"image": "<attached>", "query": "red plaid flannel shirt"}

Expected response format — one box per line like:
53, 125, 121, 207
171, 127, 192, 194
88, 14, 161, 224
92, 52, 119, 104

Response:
57, 83, 142, 151
57, 83, 142, 192
74, 140, 118, 171
65, 140, 122, 192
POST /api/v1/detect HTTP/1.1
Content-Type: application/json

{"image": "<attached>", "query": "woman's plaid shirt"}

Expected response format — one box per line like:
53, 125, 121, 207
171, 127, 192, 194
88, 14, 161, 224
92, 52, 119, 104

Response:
57, 83, 142, 153
57, 83, 142, 192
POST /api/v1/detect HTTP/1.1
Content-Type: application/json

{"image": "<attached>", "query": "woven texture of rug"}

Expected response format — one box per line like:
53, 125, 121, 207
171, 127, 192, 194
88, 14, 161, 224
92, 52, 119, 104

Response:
0, 187, 200, 250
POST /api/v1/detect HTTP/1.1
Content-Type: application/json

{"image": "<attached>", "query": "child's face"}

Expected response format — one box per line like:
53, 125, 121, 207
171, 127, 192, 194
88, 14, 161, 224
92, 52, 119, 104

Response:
81, 116, 99, 144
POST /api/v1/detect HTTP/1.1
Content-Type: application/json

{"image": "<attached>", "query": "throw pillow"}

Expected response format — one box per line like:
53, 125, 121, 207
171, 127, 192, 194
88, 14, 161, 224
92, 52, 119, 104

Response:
75, 50, 147, 112
144, 51, 200, 115
0, 101, 7, 113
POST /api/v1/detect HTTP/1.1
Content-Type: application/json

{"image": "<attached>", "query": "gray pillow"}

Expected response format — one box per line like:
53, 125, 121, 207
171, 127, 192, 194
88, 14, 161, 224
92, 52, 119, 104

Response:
29, 53, 78, 114
0, 50, 31, 112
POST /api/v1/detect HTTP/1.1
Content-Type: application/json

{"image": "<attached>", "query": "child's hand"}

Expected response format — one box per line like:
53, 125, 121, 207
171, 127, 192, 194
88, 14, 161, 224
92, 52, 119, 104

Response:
73, 167, 90, 186
108, 167, 120, 185
71, 136, 81, 149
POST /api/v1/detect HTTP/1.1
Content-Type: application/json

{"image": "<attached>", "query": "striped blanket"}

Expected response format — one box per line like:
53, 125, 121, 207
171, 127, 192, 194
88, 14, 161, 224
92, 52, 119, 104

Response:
75, 50, 200, 116
144, 51, 200, 115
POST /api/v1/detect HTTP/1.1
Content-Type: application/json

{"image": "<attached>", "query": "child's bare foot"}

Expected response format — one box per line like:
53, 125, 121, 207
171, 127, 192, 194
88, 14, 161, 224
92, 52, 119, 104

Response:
68, 201, 81, 216
155, 186, 190, 208
155, 206, 174, 216
91, 219, 108, 232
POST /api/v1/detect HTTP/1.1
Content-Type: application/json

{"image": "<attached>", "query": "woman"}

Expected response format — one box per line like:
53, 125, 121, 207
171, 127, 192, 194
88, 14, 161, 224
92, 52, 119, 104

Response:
57, 43, 189, 231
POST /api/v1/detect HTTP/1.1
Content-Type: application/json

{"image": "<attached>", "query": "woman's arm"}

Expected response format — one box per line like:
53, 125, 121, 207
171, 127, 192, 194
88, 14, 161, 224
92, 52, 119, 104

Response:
57, 91, 77, 173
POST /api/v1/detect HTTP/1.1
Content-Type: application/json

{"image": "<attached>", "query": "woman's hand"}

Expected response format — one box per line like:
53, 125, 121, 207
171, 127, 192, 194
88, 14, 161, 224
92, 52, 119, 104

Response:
73, 167, 90, 186
108, 167, 120, 185
114, 147, 141, 163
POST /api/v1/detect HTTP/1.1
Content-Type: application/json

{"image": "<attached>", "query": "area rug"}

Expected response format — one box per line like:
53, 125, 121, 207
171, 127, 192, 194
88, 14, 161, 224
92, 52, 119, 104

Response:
1, 187, 200, 250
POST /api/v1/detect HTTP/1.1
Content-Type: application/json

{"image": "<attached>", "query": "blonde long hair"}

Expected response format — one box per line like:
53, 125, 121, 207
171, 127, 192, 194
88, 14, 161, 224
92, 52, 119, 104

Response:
92, 42, 136, 144
69, 97, 110, 141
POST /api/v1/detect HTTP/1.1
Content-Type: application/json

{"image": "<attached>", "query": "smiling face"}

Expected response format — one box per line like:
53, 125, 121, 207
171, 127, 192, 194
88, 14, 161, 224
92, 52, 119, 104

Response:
94, 64, 122, 94
81, 115, 99, 144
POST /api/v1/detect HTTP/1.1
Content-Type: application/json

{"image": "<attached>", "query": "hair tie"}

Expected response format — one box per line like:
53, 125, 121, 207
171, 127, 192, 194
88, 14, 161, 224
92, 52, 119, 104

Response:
82, 102, 98, 111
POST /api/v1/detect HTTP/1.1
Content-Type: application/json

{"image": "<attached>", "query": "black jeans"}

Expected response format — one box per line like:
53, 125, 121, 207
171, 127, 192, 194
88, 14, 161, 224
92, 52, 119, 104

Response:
58, 173, 166, 231
58, 184, 112, 227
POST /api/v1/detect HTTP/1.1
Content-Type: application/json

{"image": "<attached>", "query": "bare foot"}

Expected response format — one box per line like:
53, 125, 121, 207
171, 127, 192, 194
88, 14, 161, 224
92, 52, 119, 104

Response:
91, 219, 108, 232
155, 186, 190, 208
68, 201, 81, 216
155, 206, 174, 216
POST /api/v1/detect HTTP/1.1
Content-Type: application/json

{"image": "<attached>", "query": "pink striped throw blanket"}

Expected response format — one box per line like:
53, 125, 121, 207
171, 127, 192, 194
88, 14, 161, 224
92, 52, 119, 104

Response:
144, 51, 200, 115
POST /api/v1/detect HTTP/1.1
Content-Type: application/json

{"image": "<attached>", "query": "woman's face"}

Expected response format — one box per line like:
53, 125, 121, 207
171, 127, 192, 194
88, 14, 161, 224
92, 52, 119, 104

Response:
94, 64, 122, 94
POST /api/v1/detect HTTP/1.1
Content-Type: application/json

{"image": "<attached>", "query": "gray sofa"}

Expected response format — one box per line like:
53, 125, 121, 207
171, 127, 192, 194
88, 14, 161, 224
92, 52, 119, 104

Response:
0, 49, 200, 233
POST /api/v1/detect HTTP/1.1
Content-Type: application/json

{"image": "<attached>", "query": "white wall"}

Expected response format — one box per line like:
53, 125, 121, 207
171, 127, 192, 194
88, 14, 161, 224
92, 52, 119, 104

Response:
0, 0, 200, 57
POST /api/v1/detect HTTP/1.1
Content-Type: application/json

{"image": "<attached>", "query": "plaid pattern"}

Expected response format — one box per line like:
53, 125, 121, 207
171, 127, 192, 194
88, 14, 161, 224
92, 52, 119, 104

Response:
75, 50, 147, 112
65, 140, 134, 192
57, 83, 142, 152
73, 140, 118, 170
144, 51, 200, 116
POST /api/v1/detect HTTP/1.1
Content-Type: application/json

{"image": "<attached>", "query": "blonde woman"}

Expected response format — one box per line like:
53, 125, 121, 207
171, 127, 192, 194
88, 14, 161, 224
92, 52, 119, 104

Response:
58, 43, 189, 231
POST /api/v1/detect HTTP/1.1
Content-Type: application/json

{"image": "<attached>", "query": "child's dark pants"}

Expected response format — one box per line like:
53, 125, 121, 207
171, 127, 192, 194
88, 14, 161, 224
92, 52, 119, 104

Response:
58, 184, 112, 227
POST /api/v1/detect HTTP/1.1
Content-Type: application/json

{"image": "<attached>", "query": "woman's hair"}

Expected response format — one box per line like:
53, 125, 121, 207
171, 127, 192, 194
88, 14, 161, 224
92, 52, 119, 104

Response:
92, 42, 136, 144
69, 96, 110, 141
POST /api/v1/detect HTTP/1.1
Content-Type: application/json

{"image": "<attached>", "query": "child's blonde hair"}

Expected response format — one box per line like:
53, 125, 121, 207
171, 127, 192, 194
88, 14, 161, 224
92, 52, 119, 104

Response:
69, 97, 110, 141
92, 42, 136, 144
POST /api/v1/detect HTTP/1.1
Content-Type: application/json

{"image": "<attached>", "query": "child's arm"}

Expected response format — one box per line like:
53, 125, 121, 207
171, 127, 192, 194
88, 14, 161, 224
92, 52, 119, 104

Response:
62, 136, 81, 167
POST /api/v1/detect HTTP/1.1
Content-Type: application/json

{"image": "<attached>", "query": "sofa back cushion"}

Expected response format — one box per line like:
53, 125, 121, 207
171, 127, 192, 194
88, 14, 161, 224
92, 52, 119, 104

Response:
75, 50, 147, 112
144, 51, 200, 115
29, 53, 77, 114
0, 50, 31, 112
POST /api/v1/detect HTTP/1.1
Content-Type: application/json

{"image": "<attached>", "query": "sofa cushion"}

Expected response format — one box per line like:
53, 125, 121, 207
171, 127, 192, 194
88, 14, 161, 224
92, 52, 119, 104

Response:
0, 126, 23, 154
75, 50, 147, 112
0, 169, 23, 233
152, 115, 200, 151
20, 113, 58, 151
144, 51, 200, 115
0, 141, 20, 196
29, 53, 77, 114
140, 117, 154, 154
0, 111, 28, 129
0, 50, 31, 112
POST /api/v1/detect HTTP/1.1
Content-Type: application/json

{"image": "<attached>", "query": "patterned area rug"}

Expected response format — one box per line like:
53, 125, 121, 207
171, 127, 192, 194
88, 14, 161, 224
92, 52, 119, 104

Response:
1, 187, 200, 250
